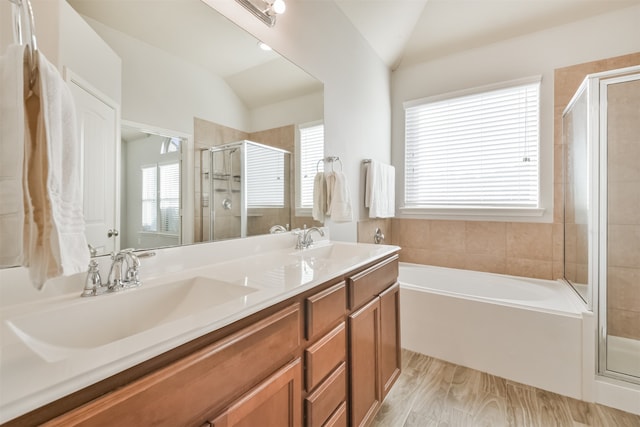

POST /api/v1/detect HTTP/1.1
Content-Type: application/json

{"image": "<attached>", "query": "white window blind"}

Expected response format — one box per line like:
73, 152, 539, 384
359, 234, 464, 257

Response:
141, 166, 157, 232
159, 163, 180, 233
404, 79, 540, 208
246, 144, 285, 208
141, 162, 180, 233
299, 123, 324, 208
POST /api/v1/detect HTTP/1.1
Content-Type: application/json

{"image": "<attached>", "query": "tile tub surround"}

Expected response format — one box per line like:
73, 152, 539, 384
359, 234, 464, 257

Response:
387, 219, 558, 280
372, 349, 640, 427
0, 231, 400, 422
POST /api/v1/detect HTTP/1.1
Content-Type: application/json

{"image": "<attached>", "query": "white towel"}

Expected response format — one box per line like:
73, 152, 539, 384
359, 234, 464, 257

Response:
327, 171, 353, 223
24, 51, 89, 288
0, 45, 27, 267
312, 172, 326, 222
366, 160, 395, 218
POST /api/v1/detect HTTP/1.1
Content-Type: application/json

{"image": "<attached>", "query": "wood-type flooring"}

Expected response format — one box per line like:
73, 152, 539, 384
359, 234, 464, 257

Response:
372, 349, 640, 427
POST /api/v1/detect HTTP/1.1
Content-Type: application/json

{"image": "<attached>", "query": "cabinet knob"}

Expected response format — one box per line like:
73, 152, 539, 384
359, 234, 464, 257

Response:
107, 229, 119, 238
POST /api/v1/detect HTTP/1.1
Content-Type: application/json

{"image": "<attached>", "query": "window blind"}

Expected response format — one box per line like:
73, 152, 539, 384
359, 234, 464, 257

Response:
159, 163, 180, 233
404, 80, 540, 208
246, 144, 285, 208
141, 166, 157, 231
299, 124, 324, 208
141, 162, 180, 234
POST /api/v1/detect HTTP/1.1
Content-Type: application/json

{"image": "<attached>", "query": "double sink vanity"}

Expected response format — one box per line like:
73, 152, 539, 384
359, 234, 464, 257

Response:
0, 231, 401, 426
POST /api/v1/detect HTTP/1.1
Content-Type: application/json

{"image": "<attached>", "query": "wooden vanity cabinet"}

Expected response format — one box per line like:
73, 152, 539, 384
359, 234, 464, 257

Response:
44, 304, 302, 427
16, 253, 399, 427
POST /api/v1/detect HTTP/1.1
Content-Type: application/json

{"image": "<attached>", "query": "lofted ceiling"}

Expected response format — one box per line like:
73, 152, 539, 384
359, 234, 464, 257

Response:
334, 0, 640, 69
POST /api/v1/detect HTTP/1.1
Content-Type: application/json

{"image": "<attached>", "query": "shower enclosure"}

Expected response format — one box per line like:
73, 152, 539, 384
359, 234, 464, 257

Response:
563, 66, 640, 384
202, 140, 290, 241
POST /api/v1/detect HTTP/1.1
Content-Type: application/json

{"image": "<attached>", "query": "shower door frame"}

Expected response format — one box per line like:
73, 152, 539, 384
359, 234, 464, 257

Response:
594, 69, 640, 385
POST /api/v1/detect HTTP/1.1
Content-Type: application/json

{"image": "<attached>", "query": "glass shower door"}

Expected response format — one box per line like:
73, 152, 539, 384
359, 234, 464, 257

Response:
602, 72, 640, 380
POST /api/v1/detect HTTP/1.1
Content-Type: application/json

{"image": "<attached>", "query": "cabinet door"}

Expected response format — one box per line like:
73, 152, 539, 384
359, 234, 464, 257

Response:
211, 358, 302, 427
348, 297, 381, 427
379, 283, 401, 398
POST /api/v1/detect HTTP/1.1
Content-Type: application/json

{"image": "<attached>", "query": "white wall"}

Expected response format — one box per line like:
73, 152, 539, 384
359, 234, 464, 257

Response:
82, 17, 248, 136
30, 0, 121, 105
205, 0, 392, 241
391, 5, 640, 224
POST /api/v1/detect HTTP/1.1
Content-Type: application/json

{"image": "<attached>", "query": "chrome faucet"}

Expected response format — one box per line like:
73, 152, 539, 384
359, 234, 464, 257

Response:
269, 224, 289, 234
82, 249, 155, 297
295, 225, 325, 250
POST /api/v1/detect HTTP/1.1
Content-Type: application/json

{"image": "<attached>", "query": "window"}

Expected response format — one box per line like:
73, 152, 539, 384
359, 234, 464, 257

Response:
141, 162, 180, 233
404, 77, 540, 211
246, 143, 285, 208
298, 122, 325, 211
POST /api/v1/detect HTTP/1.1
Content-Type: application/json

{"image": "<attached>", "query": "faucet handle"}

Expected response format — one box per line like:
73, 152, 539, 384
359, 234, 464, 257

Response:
82, 260, 103, 297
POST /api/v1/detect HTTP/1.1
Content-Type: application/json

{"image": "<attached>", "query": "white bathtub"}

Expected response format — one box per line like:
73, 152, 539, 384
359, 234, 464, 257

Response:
399, 263, 588, 399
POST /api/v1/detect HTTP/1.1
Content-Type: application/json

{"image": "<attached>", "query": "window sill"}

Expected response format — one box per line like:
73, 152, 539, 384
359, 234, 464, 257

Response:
399, 206, 547, 222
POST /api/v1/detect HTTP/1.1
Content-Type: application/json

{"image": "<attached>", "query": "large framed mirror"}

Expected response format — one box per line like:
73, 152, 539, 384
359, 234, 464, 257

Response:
65, 0, 324, 255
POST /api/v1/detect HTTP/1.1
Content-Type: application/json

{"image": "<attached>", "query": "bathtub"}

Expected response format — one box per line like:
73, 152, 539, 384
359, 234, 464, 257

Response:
399, 263, 588, 399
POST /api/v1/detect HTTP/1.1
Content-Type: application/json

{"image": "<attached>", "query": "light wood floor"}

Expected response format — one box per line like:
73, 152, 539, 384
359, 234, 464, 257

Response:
372, 349, 640, 427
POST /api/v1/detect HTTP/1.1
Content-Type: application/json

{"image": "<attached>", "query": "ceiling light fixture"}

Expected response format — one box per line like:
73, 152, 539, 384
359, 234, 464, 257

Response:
235, 0, 286, 27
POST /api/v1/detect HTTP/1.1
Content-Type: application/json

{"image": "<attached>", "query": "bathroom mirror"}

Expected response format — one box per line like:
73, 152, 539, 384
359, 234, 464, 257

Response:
65, 0, 324, 254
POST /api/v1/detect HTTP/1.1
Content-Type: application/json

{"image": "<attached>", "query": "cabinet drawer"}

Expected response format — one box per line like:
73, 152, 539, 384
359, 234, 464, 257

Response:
304, 363, 346, 427
304, 322, 346, 391
45, 304, 301, 426
324, 402, 347, 427
306, 281, 346, 340
348, 255, 398, 310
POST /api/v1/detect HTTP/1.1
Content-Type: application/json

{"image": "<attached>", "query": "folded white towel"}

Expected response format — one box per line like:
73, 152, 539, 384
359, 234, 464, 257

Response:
366, 160, 395, 218
0, 45, 27, 267
312, 172, 326, 222
325, 171, 335, 216
24, 51, 88, 288
327, 171, 353, 223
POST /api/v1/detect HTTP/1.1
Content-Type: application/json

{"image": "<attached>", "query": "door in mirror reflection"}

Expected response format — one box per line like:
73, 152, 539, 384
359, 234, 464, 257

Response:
67, 71, 119, 257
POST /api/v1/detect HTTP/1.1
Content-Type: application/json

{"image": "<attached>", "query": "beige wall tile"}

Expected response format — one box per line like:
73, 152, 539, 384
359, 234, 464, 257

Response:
608, 225, 640, 268
552, 223, 564, 263
464, 221, 506, 256
608, 267, 640, 313
464, 254, 506, 274
506, 223, 553, 261
397, 219, 430, 249
391, 219, 401, 246
552, 262, 564, 280
506, 258, 553, 280
608, 309, 640, 340
608, 181, 640, 225
429, 220, 465, 253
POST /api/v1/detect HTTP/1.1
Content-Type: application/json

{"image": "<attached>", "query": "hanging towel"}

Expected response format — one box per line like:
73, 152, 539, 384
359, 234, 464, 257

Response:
324, 171, 335, 216
365, 160, 395, 218
0, 44, 27, 267
24, 51, 88, 288
312, 171, 326, 222
327, 171, 353, 223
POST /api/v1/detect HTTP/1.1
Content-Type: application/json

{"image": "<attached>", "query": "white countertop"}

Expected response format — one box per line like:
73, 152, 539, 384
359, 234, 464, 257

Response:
0, 233, 399, 423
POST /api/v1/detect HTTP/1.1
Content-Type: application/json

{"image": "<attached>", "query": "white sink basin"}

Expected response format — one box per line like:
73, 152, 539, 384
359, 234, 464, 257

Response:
290, 242, 379, 262
6, 277, 257, 362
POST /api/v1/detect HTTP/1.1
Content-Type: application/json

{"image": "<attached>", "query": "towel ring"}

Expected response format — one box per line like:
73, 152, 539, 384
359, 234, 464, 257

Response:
316, 156, 343, 173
